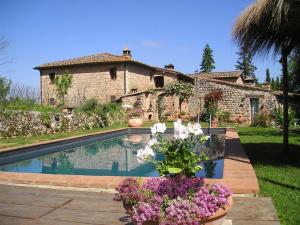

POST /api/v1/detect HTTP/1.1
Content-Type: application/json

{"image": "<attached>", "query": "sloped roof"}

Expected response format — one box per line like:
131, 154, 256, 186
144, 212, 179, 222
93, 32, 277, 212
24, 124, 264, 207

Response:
189, 71, 243, 79
35, 53, 135, 69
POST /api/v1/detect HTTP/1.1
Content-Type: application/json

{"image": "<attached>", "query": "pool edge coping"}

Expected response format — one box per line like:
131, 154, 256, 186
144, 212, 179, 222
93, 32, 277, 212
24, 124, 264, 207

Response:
0, 128, 259, 195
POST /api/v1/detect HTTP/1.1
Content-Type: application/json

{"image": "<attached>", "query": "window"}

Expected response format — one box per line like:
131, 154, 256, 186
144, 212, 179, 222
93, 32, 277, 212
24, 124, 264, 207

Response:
110, 68, 117, 80
154, 76, 164, 88
49, 98, 56, 105
111, 95, 116, 102
131, 88, 138, 93
49, 72, 56, 83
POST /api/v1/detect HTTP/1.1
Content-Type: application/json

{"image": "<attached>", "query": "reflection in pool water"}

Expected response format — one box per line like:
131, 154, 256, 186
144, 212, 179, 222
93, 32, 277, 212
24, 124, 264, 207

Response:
0, 133, 225, 178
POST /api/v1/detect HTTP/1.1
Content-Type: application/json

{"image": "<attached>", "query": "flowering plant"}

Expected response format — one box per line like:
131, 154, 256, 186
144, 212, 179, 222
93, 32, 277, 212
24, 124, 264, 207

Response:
137, 119, 208, 177
128, 108, 144, 118
114, 177, 232, 225
114, 120, 232, 225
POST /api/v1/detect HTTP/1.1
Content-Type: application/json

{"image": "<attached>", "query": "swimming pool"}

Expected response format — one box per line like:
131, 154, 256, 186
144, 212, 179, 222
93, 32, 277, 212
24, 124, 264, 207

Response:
0, 128, 226, 178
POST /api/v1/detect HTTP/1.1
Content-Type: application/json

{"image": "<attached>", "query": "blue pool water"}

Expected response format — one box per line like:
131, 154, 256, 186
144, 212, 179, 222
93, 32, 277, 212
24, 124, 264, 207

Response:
0, 132, 225, 178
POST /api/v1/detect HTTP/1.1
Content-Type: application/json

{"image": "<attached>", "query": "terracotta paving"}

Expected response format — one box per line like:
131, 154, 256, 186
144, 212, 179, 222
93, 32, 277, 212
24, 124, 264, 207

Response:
0, 128, 259, 194
0, 184, 280, 225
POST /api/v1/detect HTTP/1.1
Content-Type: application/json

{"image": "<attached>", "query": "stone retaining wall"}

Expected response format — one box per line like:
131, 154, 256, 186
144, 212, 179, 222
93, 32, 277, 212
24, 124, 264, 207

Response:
0, 110, 104, 138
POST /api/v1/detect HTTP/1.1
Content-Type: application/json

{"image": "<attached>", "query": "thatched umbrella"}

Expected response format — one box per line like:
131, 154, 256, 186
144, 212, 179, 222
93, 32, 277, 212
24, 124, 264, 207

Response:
233, 0, 300, 153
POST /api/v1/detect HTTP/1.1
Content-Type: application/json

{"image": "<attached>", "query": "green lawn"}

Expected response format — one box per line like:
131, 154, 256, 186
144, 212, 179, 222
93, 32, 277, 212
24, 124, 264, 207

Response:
237, 127, 300, 225
0, 122, 299, 224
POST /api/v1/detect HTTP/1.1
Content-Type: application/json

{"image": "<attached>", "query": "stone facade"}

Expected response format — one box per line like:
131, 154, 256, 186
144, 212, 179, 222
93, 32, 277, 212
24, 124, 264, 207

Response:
189, 77, 279, 123
40, 63, 181, 107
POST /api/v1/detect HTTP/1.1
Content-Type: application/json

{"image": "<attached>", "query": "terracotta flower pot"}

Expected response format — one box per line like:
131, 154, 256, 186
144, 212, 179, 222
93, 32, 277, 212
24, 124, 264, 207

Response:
211, 119, 218, 128
128, 118, 143, 127
128, 197, 233, 225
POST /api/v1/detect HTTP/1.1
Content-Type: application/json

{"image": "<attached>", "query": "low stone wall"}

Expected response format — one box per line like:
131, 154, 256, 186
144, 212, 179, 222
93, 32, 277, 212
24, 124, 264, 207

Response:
189, 78, 279, 123
0, 110, 104, 138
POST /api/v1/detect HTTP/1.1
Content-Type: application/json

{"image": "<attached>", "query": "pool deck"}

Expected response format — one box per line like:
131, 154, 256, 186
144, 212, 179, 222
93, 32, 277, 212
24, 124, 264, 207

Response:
0, 184, 280, 225
0, 128, 259, 195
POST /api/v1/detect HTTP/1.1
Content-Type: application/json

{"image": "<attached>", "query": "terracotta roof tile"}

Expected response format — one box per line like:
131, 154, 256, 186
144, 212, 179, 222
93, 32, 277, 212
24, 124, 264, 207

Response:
189, 71, 243, 79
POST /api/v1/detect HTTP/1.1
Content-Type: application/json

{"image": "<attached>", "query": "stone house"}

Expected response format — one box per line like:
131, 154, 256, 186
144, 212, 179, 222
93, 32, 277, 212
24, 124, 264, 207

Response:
35, 49, 192, 120
189, 74, 278, 124
36, 50, 282, 123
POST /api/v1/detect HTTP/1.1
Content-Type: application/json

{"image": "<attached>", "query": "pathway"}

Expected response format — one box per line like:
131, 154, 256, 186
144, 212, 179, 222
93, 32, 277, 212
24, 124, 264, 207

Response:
0, 184, 280, 225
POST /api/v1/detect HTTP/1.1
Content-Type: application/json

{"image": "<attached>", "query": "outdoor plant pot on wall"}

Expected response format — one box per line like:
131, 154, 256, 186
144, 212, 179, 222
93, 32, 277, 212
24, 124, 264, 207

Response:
211, 119, 218, 128
128, 118, 143, 127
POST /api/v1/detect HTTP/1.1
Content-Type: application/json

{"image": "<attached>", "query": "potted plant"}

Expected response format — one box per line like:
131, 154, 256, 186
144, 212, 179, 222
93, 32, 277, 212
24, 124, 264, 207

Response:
114, 120, 232, 225
204, 90, 223, 128
128, 109, 144, 127
128, 97, 144, 127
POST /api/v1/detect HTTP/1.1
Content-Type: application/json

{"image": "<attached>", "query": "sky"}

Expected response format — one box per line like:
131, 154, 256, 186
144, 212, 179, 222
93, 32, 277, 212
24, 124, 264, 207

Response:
0, 0, 282, 89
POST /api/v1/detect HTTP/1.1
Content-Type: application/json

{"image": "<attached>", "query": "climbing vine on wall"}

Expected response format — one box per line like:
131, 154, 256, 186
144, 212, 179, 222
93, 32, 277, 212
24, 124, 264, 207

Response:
157, 95, 166, 121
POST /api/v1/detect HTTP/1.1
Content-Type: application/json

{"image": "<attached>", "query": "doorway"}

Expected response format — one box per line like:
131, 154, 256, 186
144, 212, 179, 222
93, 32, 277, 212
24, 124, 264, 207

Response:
250, 98, 259, 124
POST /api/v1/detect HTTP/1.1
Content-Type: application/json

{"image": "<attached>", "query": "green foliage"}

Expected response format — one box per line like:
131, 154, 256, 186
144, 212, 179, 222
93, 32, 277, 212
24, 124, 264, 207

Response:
200, 44, 215, 73
76, 99, 125, 127
216, 111, 231, 125
0, 76, 11, 104
270, 106, 296, 128
235, 44, 257, 80
41, 112, 51, 128
287, 47, 300, 92
3, 98, 58, 113
266, 68, 271, 83
275, 76, 281, 90
271, 77, 275, 90
54, 71, 73, 106
252, 110, 270, 127
153, 135, 208, 177
202, 90, 223, 120
157, 95, 166, 122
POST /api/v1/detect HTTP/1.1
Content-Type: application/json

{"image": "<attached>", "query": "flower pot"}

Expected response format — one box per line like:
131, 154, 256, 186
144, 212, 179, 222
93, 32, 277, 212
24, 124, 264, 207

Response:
129, 197, 233, 225
128, 118, 143, 127
211, 120, 218, 128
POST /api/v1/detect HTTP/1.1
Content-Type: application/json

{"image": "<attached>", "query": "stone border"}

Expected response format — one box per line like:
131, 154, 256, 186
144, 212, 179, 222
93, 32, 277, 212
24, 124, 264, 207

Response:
0, 128, 259, 194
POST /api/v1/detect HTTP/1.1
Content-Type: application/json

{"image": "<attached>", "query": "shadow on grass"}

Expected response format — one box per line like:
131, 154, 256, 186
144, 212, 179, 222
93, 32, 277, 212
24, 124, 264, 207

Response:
238, 129, 300, 139
257, 175, 300, 192
243, 143, 300, 168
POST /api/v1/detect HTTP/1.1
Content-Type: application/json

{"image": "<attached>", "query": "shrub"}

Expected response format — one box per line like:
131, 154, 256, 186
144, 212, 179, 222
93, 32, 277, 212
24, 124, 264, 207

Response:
3, 98, 58, 113
270, 106, 297, 128
180, 111, 187, 116
252, 110, 270, 127
76, 99, 98, 113
217, 111, 231, 124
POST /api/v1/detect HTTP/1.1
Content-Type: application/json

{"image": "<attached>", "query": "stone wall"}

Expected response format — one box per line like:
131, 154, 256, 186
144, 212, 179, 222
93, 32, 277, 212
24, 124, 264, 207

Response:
40, 63, 180, 107
189, 78, 279, 123
0, 111, 104, 138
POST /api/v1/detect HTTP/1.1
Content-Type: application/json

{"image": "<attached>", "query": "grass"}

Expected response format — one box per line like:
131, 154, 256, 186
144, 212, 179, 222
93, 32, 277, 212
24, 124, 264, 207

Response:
1, 121, 299, 224
237, 126, 300, 225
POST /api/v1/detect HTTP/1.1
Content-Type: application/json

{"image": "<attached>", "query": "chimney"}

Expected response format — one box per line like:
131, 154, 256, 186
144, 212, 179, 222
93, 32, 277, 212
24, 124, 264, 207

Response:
122, 48, 132, 59
262, 82, 271, 90
165, 64, 175, 71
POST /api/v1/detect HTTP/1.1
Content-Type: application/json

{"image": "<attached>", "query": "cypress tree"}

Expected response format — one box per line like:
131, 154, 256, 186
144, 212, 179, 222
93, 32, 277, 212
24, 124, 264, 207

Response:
265, 68, 271, 83
275, 76, 280, 90
271, 77, 275, 90
200, 44, 215, 73
235, 45, 257, 80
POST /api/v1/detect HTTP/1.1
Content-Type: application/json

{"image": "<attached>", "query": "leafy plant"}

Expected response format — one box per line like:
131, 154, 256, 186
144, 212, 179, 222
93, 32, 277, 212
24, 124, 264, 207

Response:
0, 76, 11, 104
54, 71, 73, 106
252, 110, 270, 127
270, 106, 296, 128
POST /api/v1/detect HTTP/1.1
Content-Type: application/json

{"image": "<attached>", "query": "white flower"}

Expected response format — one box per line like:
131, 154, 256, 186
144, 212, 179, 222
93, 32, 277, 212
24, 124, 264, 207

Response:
148, 137, 158, 146
136, 145, 155, 163
188, 123, 203, 136
174, 119, 190, 140
151, 123, 166, 135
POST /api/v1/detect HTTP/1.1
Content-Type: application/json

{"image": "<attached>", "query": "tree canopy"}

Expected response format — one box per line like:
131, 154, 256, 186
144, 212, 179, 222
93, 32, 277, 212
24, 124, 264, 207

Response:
200, 44, 215, 73
235, 44, 257, 80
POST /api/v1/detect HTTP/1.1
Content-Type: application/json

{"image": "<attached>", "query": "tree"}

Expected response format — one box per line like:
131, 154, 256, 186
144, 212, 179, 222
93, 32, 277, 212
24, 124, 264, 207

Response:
54, 71, 73, 106
275, 76, 281, 90
233, 0, 300, 153
200, 44, 215, 73
271, 77, 275, 90
235, 44, 257, 80
265, 68, 271, 83
287, 47, 300, 92
0, 76, 11, 104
